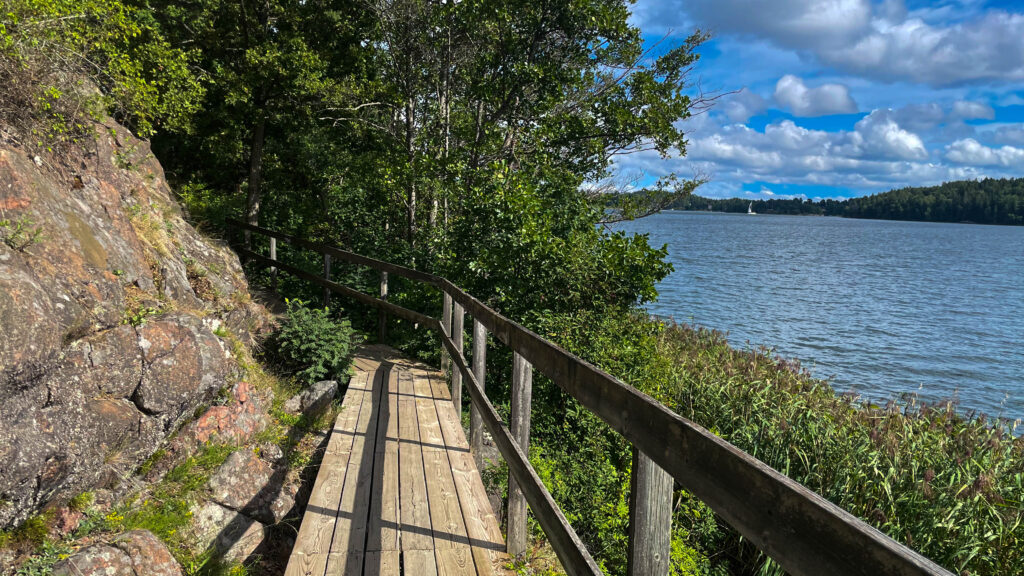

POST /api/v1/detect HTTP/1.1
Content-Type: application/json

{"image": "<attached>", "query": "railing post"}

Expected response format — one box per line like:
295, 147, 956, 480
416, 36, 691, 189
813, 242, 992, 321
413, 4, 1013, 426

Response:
322, 254, 332, 308
269, 236, 277, 292
450, 303, 465, 415
470, 319, 487, 466
507, 351, 533, 557
378, 271, 388, 343
628, 448, 673, 576
441, 292, 452, 374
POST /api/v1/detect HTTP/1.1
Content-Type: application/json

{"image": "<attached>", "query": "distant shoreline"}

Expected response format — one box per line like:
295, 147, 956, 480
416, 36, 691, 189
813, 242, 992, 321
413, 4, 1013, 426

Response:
661, 208, 1021, 227
612, 177, 1024, 226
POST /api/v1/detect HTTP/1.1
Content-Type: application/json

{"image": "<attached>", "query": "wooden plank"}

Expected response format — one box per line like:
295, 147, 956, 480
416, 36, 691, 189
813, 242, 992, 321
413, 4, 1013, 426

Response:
441, 293, 452, 374
234, 248, 435, 327
324, 552, 364, 576
269, 236, 278, 291
286, 373, 369, 576
470, 319, 487, 467
507, 352, 533, 557
404, 550, 439, 576
364, 551, 400, 576
471, 547, 496, 576
323, 253, 332, 307
414, 373, 474, 571
628, 448, 673, 576
435, 548, 476, 576
378, 270, 389, 343
441, 333, 602, 576
429, 374, 507, 574
414, 373, 447, 449
286, 553, 359, 576
285, 551, 330, 576
367, 366, 400, 552
226, 218, 439, 284
329, 366, 383, 561
398, 370, 434, 550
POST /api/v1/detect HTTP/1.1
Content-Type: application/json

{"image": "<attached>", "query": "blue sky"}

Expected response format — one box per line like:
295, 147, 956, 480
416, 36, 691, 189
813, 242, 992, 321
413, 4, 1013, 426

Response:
617, 0, 1024, 199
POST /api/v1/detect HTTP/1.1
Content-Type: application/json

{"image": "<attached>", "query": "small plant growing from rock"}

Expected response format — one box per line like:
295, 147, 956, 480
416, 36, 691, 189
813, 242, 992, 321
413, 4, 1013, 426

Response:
122, 304, 158, 327
0, 215, 44, 251
67, 492, 94, 513
268, 299, 358, 387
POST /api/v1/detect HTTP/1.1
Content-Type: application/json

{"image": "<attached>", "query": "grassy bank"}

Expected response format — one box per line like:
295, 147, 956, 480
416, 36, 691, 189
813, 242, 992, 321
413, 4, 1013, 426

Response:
525, 310, 1023, 575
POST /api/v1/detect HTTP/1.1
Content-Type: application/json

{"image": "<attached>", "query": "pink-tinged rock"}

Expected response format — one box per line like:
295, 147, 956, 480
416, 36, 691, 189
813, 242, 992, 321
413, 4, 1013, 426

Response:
142, 381, 268, 484
189, 382, 268, 445
52, 529, 182, 576
0, 114, 272, 530
50, 507, 84, 537
207, 450, 296, 524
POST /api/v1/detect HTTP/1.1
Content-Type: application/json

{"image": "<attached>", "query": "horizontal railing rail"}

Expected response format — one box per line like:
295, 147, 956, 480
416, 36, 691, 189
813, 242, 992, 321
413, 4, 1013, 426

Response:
226, 218, 953, 576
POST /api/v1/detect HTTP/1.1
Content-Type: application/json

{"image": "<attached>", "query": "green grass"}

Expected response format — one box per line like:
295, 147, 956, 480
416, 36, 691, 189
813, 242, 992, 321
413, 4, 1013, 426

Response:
102, 442, 238, 570
671, 324, 1023, 574
531, 309, 1024, 576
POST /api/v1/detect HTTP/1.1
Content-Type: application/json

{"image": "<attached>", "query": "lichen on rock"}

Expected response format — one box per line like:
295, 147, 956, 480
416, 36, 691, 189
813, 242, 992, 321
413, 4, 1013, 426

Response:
52, 529, 183, 576
0, 118, 271, 529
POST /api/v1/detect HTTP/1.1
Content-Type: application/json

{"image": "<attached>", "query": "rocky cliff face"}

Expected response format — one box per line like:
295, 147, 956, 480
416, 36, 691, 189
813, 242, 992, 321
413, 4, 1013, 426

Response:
0, 120, 269, 529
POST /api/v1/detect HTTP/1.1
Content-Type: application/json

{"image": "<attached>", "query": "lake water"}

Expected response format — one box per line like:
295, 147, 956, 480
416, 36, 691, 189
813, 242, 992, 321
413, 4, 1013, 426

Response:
615, 211, 1024, 423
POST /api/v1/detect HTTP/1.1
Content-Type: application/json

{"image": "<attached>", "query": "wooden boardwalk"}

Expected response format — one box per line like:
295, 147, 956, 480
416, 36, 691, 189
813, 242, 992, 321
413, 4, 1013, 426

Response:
285, 345, 508, 576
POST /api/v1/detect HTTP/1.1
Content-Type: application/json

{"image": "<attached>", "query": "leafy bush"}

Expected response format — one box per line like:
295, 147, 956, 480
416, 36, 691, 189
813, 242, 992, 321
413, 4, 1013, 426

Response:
269, 299, 358, 387
536, 309, 1024, 576
0, 0, 203, 145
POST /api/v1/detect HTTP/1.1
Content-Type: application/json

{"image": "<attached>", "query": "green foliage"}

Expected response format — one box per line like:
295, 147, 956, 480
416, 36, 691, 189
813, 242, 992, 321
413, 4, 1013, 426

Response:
136, 448, 166, 477
656, 323, 1024, 575
268, 299, 357, 387
3, 512, 52, 548
13, 541, 73, 576
535, 309, 1024, 575
0, 0, 203, 142
67, 492, 94, 513
122, 303, 159, 326
104, 442, 236, 567
0, 215, 44, 251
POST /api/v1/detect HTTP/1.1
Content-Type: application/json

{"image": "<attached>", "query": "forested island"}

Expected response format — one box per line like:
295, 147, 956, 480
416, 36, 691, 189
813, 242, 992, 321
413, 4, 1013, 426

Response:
666, 178, 1024, 225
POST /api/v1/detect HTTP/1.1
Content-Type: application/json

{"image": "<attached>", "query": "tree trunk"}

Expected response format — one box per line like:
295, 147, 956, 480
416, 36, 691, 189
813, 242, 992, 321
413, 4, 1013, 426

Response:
245, 111, 267, 231
405, 96, 417, 250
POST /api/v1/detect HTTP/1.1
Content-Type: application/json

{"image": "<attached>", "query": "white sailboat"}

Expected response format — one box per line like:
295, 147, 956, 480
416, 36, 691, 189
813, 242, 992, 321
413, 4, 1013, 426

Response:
747, 201, 756, 215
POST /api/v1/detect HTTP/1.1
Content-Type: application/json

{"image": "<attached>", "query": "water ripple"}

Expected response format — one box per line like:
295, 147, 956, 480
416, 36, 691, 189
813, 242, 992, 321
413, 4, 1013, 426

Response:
616, 212, 1024, 422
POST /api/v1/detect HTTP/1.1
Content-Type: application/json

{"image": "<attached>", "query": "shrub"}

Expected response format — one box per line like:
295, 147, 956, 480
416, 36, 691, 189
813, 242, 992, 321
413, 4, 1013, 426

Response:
0, 0, 203, 145
269, 298, 358, 387
536, 309, 1024, 576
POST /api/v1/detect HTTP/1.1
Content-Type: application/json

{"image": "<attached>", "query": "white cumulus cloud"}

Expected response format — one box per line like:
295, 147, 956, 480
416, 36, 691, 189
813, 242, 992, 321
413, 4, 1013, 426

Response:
991, 125, 1024, 146
773, 75, 858, 117
945, 139, 1024, 166
821, 11, 1024, 86
951, 100, 995, 120
847, 110, 928, 160
723, 88, 768, 123
632, 0, 1024, 86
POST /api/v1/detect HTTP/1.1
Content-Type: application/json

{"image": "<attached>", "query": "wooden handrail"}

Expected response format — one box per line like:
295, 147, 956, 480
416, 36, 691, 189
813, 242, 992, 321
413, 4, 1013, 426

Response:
226, 219, 954, 576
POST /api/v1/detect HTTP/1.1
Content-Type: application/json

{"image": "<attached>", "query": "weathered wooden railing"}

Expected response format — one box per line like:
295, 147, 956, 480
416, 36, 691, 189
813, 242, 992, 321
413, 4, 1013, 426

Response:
226, 219, 953, 576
